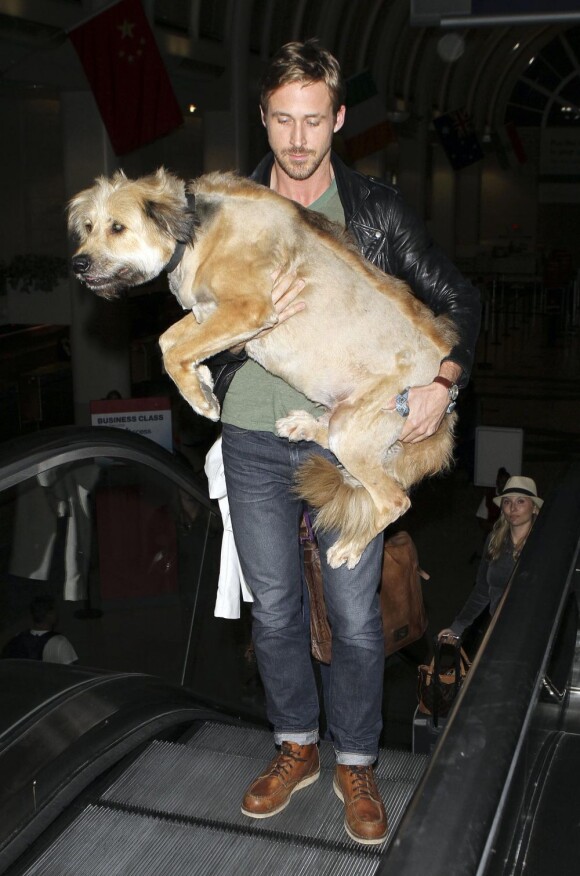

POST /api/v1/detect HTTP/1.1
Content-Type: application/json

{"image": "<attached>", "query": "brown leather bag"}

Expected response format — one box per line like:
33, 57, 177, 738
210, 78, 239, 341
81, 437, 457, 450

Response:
300, 515, 428, 663
381, 530, 429, 657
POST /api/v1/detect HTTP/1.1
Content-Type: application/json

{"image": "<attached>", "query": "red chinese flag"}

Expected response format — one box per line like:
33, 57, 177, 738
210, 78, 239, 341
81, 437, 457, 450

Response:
69, 0, 183, 155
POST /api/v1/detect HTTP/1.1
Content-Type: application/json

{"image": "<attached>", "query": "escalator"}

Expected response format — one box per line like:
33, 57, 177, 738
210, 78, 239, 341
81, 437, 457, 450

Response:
0, 428, 579, 875
3, 688, 426, 876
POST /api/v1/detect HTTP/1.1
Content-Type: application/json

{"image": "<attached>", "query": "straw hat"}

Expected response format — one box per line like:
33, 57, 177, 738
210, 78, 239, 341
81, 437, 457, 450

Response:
493, 476, 543, 509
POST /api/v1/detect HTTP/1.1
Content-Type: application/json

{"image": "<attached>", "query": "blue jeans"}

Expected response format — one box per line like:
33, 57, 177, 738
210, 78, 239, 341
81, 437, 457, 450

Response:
221, 424, 385, 764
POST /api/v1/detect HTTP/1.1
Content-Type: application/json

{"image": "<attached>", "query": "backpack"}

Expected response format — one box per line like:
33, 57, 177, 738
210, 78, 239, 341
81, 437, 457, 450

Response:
1, 630, 57, 660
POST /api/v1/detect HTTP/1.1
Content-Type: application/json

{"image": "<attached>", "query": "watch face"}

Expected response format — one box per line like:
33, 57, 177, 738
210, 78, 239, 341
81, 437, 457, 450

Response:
449, 384, 459, 402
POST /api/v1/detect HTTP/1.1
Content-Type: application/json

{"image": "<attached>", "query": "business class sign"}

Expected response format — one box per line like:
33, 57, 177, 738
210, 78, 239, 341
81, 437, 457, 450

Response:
90, 396, 172, 452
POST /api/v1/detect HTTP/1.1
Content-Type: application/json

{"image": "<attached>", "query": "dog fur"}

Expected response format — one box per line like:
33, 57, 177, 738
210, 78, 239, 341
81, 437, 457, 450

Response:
68, 168, 457, 568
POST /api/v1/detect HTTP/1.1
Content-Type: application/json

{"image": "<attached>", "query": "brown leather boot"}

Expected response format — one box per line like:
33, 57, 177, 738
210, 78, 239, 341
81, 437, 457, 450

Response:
333, 764, 388, 844
241, 741, 320, 818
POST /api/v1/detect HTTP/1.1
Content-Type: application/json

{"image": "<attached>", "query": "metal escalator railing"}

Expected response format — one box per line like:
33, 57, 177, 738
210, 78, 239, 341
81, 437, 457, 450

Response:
0, 425, 214, 501
378, 462, 580, 876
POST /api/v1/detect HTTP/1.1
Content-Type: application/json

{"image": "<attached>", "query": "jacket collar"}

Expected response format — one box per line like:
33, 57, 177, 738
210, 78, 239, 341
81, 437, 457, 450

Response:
330, 153, 371, 224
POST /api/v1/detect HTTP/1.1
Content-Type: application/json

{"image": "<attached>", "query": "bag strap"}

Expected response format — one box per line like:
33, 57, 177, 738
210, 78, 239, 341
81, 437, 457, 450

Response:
300, 509, 316, 543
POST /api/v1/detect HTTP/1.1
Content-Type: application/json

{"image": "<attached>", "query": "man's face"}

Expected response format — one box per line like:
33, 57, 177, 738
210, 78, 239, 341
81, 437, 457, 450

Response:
261, 80, 345, 181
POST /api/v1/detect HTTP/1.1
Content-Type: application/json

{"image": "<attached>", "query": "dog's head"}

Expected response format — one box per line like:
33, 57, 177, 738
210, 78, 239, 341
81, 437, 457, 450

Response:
67, 168, 196, 299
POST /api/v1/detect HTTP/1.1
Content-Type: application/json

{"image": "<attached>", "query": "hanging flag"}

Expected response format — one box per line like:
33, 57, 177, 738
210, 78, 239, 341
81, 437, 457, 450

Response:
433, 108, 484, 170
342, 70, 396, 162
504, 121, 527, 165
491, 122, 528, 170
69, 0, 183, 155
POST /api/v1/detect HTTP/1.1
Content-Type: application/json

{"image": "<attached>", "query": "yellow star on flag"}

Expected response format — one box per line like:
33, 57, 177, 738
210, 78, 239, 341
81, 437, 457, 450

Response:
117, 19, 135, 38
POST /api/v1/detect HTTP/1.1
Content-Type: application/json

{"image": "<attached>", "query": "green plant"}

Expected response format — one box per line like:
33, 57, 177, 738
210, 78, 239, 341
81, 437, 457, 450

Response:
0, 254, 68, 295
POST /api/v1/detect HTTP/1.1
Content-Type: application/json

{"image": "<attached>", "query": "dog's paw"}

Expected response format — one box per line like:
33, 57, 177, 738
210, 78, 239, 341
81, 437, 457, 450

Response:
326, 541, 364, 570
197, 365, 219, 419
276, 410, 320, 442
184, 393, 220, 421
192, 390, 220, 421
178, 366, 220, 421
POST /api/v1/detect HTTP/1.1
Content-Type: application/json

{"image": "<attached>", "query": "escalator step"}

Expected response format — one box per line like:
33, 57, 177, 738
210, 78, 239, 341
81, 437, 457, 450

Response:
100, 732, 424, 847
186, 721, 428, 782
20, 804, 382, 876
20, 722, 428, 874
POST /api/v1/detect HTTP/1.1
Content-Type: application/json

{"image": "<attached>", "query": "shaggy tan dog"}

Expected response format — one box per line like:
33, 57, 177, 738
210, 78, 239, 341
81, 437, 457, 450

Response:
68, 168, 457, 568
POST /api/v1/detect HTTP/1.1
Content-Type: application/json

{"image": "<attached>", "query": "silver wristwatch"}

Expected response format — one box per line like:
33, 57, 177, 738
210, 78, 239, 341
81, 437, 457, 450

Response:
433, 376, 459, 414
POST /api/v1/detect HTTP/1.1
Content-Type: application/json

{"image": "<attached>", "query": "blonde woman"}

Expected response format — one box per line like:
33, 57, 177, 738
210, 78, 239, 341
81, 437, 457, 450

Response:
440, 476, 543, 643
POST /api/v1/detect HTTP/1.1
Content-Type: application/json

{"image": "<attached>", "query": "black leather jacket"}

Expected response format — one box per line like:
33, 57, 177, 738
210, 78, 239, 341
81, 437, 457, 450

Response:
209, 151, 481, 402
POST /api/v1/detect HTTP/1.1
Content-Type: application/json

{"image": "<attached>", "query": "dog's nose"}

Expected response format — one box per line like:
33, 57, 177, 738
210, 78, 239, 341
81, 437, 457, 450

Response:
72, 254, 91, 274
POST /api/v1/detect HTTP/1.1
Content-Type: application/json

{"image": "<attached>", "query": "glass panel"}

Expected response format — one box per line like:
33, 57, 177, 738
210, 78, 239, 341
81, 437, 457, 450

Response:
504, 103, 544, 126
0, 454, 222, 689
559, 76, 580, 110
525, 58, 562, 93
510, 80, 548, 112
562, 26, 580, 69
541, 34, 575, 79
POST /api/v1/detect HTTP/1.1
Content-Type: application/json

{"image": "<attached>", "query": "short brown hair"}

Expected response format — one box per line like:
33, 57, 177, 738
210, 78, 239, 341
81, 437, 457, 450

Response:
260, 39, 345, 115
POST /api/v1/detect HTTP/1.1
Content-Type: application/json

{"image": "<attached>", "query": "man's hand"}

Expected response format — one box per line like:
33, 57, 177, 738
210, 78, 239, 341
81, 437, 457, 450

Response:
270, 267, 306, 325
437, 628, 460, 643
385, 362, 462, 444
230, 269, 305, 353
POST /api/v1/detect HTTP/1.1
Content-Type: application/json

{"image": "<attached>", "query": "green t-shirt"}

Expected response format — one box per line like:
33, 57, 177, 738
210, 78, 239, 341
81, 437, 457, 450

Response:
221, 179, 345, 432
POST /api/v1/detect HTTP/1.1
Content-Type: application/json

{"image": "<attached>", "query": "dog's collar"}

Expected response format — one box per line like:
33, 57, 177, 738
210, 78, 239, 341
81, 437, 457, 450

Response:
164, 241, 186, 274
164, 192, 196, 274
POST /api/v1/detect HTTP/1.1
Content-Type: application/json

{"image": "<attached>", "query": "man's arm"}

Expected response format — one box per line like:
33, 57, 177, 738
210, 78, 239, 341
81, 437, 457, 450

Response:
383, 190, 481, 442
387, 191, 481, 383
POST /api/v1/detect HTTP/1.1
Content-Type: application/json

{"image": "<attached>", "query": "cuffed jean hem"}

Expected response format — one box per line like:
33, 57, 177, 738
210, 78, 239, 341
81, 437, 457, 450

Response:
274, 729, 319, 746
335, 750, 377, 766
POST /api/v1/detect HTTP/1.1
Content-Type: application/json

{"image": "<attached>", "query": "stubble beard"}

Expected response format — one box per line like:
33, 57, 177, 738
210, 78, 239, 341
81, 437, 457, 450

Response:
275, 147, 327, 181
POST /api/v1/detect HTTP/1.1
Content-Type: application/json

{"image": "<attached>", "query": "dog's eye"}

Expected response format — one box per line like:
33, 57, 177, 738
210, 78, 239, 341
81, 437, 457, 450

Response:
84, 221, 93, 233
111, 222, 125, 234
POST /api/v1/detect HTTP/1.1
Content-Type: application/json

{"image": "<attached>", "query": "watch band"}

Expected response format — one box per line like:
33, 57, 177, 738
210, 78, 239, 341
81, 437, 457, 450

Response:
433, 376, 453, 390
433, 375, 458, 414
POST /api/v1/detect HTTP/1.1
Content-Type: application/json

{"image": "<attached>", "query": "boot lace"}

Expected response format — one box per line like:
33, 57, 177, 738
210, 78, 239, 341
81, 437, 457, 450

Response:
344, 765, 377, 800
271, 742, 309, 779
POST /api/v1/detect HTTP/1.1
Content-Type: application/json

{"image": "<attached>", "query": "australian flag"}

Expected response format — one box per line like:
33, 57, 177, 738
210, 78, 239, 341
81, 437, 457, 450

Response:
434, 108, 484, 170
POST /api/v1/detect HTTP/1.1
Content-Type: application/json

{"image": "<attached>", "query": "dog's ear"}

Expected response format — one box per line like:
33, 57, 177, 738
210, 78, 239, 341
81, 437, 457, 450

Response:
111, 169, 128, 188
142, 170, 192, 243
67, 190, 92, 237
144, 196, 196, 244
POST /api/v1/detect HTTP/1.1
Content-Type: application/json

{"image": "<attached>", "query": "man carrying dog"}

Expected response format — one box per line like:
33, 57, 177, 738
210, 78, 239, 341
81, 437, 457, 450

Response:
212, 39, 480, 844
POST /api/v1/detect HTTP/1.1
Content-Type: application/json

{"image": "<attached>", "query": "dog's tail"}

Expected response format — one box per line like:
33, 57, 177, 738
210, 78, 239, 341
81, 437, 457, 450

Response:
294, 455, 377, 547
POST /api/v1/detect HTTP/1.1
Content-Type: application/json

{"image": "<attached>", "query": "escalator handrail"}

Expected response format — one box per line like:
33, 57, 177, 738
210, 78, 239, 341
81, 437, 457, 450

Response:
0, 425, 218, 514
379, 462, 580, 876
